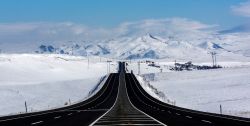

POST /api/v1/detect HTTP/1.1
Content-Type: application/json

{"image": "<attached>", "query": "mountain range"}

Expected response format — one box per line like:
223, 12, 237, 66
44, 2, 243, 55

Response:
33, 32, 250, 61
1, 19, 250, 61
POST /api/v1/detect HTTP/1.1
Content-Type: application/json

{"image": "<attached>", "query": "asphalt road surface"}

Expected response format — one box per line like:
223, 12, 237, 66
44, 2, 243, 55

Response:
0, 62, 250, 126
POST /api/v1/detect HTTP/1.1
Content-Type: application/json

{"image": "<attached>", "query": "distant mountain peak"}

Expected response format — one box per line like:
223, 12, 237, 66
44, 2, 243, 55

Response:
139, 33, 164, 43
198, 41, 223, 50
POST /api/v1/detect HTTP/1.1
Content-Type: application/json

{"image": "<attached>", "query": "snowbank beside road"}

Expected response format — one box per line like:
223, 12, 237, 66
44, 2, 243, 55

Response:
0, 54, 117, 116
127, 61, 250, 118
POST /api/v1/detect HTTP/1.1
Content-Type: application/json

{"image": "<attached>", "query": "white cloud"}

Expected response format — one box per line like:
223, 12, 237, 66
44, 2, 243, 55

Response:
114, 18, 217, 40
232, 1, 250, 17
0, 23, 39, 33
0, 18, 217, 45
0, 22, 113, 44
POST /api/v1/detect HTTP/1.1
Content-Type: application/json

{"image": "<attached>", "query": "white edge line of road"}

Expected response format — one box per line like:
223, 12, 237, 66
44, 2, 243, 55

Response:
124, 73, 167, 126
89, 74, 120, 126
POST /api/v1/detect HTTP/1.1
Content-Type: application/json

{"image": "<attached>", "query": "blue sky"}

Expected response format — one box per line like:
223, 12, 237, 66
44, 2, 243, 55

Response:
0, 0, 249, 28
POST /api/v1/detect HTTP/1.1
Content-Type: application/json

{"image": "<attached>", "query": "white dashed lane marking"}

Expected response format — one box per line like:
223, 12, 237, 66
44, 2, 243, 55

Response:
31, 121, 43, 125
54, 116, 61, 119
185, 116, 193, 119
201, 119, 212, 124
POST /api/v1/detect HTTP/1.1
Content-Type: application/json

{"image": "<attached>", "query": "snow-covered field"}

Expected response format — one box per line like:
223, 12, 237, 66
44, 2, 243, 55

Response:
127, 61, 250, 118
1, 53, 250, 118
0, 54, 117, 116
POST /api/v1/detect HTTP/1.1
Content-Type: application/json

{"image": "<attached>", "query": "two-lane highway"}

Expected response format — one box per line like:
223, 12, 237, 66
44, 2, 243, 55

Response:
93, 62, 163, 125
1, 62, 250, 126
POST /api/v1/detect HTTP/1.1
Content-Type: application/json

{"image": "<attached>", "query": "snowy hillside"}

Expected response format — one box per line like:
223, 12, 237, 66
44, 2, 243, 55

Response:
0, 54, 117, 116
127, 61, 250, 118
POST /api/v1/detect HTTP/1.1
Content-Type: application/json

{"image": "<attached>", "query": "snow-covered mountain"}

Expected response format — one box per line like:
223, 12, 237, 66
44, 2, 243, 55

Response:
37, 43, 110, 56
31, 32, 250, 61
1, 19, 250, 61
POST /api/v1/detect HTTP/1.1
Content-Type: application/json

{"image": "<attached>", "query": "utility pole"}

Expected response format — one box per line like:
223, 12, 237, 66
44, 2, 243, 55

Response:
211, 52, 214, 66
107, 60, 112, 74
220, 104, 222, 114
214, 53, 217, 66
69, 99, 71, 105
174, 60, 177, 70
25, 101, 28, 113
107, 60, 109, 74
109, 61, 110, 73
87, 53, 89, 69
138, 61, 141, 75
88, 56, 90, 69
210, 52, 217, 67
